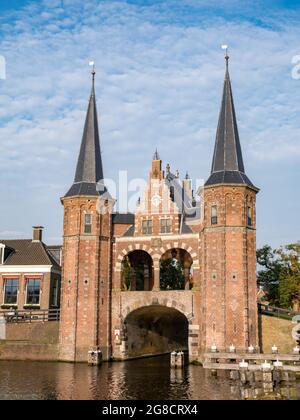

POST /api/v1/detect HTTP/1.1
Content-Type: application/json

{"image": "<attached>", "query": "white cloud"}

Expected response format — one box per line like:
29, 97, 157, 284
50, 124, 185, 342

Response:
0, 0, 299, 247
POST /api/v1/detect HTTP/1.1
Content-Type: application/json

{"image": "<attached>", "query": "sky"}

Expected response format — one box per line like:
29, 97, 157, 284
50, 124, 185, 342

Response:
0, 0, 299, 247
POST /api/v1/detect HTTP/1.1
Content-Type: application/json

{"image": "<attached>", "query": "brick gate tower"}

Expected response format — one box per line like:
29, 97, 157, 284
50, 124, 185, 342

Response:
59, 53, 259, 363
59, 68, 112, 362
201, 53, 259, 352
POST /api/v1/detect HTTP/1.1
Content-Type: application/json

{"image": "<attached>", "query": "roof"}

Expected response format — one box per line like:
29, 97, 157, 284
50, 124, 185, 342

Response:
165, 172, 201, 230
112, 213, 135, 225
0, 239, 61, 270
65, 75, 104, 197
205, 56, 256, 189
47, 245, 62, 266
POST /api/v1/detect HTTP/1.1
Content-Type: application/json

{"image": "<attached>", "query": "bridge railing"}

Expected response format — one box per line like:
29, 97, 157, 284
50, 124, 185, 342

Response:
258, 303, 300, 320
0, 308, 60, 323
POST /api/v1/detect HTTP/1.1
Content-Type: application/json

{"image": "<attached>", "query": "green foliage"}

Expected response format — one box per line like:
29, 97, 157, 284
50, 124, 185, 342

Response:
160, 258, 185, 290
123, 256, 131, 290
135, 263, 145, 291
257, 245, 282, 305
277, 243, 300, 311
257, 242, 300, 310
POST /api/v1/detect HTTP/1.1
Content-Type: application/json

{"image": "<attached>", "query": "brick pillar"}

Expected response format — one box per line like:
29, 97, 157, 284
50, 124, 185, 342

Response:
184, 265, 190, 290
153, 265, 160, 291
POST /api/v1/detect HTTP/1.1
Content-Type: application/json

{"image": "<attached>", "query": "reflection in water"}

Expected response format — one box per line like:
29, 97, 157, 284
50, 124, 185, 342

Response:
0, 356, 299, 400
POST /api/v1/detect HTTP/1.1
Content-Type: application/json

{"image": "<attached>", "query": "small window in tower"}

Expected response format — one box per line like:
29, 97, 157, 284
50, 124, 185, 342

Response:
160, 219, 171, 234
84, 214, 92, 234
142, 220, 152, 235
247, 206, 252, 226
211, 206, 218, 225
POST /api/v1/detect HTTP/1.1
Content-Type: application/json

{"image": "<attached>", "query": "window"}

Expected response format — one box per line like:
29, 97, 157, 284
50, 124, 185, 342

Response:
26, 279, 41, 305
142, 220, 152, 235
160, 219, 171, 234
4, 279, 18, 305
50, 279, 59, 307
247, 207, 252, 226
211, 206, 217, 225
84, 214, 92, 234
0, 246, 4, 264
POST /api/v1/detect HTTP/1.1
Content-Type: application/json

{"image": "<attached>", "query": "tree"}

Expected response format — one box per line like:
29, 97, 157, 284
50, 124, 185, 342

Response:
277, 243, 300, 311
256, 245, 282, 305
257, 242, 300, 310
122, 256, 131, 290
160, 258, 185, 290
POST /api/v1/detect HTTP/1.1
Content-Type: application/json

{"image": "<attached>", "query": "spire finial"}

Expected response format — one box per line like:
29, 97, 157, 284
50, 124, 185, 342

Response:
221, 44, 229, 71
89, 61, 96, 93
153, 148, 160, 161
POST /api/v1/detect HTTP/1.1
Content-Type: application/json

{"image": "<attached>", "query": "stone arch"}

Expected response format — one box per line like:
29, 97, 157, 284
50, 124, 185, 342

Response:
116, 243, 156, 264
114, 298, 198, 360
122, 305, 189, 358
122, 296, 193, 323
159, 246, 196, 290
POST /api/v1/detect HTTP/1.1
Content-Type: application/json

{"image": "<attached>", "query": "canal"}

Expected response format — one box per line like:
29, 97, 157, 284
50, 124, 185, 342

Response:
0, 356, 299, 400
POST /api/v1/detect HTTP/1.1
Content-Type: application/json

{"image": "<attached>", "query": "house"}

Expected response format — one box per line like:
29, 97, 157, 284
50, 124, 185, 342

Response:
0, 227, 61, 312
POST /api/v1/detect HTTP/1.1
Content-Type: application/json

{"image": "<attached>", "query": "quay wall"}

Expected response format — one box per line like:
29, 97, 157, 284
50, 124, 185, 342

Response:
0, 316, 297, 362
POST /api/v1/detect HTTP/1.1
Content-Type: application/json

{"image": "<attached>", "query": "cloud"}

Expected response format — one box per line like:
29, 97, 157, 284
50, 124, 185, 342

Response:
0, 0, 299, 247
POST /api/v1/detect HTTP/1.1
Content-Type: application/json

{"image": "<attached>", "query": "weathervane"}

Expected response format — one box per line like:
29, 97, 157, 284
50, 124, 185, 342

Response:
221, 44, 229, 69
89, 61, 96, 86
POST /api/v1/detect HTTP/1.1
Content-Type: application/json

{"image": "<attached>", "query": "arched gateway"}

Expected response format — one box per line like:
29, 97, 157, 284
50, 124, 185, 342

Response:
123, 306, 188, 358
59, 55, 260, 363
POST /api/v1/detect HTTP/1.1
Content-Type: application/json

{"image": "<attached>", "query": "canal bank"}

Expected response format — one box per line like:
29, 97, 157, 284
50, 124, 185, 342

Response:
0, 314, 297, 362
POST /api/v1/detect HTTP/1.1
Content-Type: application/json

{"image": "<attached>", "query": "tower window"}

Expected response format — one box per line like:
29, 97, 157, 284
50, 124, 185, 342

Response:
160, 219, 171, 233
211, 206, 218, 225
247, 207, 252, 226
84, 214, 92, 234
142, 220, 152, 235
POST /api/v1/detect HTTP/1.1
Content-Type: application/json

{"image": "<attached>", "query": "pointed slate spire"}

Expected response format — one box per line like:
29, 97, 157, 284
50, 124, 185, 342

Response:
205, 51, 255, 188
65, 65, 104, 197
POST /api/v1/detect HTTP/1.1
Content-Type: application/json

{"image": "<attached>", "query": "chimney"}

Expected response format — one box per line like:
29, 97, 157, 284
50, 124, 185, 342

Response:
32, 226, 44, 242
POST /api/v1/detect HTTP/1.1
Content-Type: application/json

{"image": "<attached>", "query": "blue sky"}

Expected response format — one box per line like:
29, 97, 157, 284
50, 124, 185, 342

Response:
0, 0, 299, 248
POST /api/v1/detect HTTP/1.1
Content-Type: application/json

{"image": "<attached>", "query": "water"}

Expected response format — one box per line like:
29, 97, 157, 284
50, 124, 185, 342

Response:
0, 356, 299, 400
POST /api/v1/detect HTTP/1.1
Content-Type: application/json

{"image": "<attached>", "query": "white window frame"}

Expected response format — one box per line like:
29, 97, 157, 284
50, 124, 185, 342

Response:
84, 213, 92, 234
142, 219, 152, 235
211, 205, 218, 225
25, 278, 41, 306
160, 218, 172, 234
3, 277, 19, 306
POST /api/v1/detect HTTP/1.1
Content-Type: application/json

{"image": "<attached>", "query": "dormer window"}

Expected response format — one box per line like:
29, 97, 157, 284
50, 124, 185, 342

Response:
84, 214, 92, 234
211, 206, 218, 225
247, 206, 252, 226
0, 244, 5, 265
